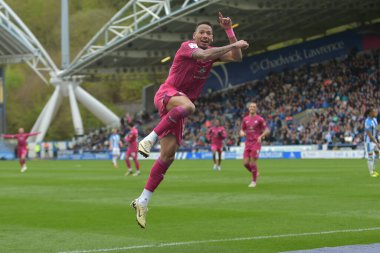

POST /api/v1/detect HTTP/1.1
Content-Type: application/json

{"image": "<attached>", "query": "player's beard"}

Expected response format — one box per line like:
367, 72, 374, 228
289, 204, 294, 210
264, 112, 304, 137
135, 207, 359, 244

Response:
199, 43, 208, 49
198, 39, 210, 49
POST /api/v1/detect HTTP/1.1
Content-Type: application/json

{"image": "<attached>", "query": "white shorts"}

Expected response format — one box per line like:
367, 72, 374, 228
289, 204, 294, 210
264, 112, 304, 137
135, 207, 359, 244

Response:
365, 142, 379, 154
112, 147, 120, 156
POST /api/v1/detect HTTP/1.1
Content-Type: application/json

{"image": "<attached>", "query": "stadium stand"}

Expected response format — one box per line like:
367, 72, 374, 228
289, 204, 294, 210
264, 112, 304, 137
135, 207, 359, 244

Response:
184, 49, 379, 149
0, 141, 16, 160
72, 49, 379, 152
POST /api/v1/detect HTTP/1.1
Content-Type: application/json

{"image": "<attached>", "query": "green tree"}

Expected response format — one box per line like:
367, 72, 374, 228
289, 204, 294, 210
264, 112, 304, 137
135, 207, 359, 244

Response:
4, 1, 160, 140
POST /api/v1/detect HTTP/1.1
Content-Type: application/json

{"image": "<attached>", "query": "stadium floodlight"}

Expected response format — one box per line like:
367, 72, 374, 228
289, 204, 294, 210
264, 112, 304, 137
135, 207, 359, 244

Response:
160, 56, 171, 63
231, 23, 239, 29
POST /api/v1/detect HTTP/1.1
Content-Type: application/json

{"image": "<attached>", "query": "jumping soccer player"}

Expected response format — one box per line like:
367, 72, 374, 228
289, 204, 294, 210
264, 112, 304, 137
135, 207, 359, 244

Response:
364, 107, 380, 177
2, 128, 39, 172
109, 128, 122, 168
240, 102, 269, 187
124, 124, 140, 176
207, 119, 227, 171
131, 12, 249, 228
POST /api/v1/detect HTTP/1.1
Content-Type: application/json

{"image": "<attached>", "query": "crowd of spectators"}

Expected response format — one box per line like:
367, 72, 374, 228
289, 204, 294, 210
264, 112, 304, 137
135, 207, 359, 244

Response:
75, 49, 380, 151
72, 112, 150, 152
182, 49, 380, 149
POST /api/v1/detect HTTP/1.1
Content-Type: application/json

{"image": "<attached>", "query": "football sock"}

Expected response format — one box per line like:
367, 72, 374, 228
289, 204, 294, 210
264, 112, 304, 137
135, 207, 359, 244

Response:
367, 154, 374, 174
134, 157, 140, 170
144, 158, 172, 192
153, 106, 189, 136
250, 164, 258, 182
145, 131, 158, 144
374, 154, 379, 170
125, 159, 131, 168
244, 163, 251, 173
138, 189, 153, 207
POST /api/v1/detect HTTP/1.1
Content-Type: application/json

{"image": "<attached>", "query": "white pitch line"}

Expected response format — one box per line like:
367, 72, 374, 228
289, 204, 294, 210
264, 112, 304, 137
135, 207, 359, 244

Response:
58, 227, 380, 253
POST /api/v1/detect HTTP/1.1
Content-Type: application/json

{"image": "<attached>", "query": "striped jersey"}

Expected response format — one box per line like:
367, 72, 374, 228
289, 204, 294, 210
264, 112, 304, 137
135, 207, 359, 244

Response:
109, 134, 121, 148
364, 117, 378, 143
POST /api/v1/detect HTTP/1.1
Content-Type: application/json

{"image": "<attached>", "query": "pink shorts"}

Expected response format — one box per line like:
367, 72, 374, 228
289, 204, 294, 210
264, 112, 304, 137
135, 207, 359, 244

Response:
244, 143, 261, 159
154, 86, 186, 145
126, 148, 138, 159
211, 144, 222, 152
18, 148, 27, 158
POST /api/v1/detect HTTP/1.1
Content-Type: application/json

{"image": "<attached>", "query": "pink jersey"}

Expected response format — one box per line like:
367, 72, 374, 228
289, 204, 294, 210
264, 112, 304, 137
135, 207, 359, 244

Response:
207, 126, 227, 147
3, 133, 39, 150
241, 115, 267, 147
160, 40, 216, 102
125, 127, 138, 151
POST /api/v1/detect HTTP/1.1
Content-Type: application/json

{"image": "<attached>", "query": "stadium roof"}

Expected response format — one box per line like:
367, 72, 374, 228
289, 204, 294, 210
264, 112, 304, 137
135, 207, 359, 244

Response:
1, 0, 379, 79
59, 0, 380, 78
0, 0, 58, 83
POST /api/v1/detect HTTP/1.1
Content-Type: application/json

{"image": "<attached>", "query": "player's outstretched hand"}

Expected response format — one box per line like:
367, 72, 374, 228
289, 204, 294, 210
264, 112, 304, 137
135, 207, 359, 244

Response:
218, 12, 232, 30
234, 40, 249, 50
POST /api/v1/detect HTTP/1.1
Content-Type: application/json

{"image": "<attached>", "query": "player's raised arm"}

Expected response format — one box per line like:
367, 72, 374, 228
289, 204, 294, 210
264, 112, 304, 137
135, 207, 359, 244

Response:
2, 134, 16, 139
192, 40, 248, 61
217, 12, 247, 62
25, 132, 40, 137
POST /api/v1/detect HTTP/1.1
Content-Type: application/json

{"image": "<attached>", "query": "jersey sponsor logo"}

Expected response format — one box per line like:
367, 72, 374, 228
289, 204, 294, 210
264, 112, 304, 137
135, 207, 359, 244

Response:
194, 75, 208, 80
188, 43, 198, 49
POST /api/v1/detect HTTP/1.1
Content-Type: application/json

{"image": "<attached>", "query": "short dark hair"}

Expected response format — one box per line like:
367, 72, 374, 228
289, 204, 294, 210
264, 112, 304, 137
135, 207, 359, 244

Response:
365, 107, 374, 117
195, 21, 212, 30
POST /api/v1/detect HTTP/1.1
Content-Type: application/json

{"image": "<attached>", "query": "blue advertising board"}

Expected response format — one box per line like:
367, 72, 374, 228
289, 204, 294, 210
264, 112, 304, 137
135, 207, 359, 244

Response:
204, 30, 362, 92
57, 151, 301, 160
0, 67, 5, 134
0, 151, 15, 160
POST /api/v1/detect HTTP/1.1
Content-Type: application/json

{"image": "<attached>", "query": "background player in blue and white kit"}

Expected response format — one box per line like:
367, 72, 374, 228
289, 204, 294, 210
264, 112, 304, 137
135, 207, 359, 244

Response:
364, 108, 380, 177
109, 128, 122, 168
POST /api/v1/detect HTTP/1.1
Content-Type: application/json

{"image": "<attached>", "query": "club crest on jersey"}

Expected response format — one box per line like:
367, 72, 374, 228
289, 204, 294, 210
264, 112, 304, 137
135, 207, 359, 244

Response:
188, 43, 198, 49
198, 67, 206, 74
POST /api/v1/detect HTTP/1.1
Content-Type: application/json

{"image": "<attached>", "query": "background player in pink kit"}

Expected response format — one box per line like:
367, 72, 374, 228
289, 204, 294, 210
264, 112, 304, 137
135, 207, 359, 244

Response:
124, 123, 140, 176
131, 12, 249, 228
240, 102, 270, 187
2, 128, 39, 172
207, 119, 227, 171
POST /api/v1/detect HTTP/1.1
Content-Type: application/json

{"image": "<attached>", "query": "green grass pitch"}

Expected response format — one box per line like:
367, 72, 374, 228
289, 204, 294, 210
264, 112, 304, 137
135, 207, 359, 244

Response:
1, 159, 380, 253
